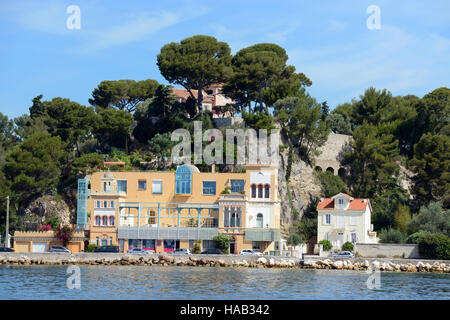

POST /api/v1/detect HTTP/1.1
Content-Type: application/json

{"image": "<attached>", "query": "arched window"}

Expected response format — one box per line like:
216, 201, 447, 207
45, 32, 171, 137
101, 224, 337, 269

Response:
95, 216, 101, 226
175, 165, 194, 194
251, 184, 257, 198
258, 185, 263, 198
256, 213, 263, 228
102, 216, 108, 226
96, 237, 99, 246
264, 185, 270, 198
109, 216, 115, 226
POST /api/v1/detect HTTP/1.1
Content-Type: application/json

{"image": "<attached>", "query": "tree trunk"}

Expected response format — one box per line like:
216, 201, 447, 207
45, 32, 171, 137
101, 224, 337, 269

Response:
198, 87, 203, 115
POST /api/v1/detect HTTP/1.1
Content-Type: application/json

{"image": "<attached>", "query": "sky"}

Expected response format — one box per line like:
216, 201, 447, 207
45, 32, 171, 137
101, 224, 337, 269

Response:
0, 0, 449, 119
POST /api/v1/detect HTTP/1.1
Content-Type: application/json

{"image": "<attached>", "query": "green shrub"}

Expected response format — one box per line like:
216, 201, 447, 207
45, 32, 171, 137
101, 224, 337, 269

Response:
192, 240, 201, 254
86, 244, 98, 252
342, 241, 354, 252
378, 228, 406, 244
418, 233, 450, 260
315, 170, 348, 198
406, 230, 431, 244
213, 234, 232, 254
318, 240, 332, 251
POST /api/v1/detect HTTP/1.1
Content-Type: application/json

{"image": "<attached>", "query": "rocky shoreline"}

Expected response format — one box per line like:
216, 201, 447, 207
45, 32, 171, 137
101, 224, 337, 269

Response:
0, 254, 449, 273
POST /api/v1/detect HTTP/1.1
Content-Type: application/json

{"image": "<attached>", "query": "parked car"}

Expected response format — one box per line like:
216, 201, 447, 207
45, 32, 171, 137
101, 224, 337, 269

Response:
168, 248, 191, 255
127, 248, 151, 254
331, 251, 354, 258
49, 245, 72, 254
239, 249, 263, 256
200, 249, 223, 255
0, 247, 14, 252
93, 246, 119, 253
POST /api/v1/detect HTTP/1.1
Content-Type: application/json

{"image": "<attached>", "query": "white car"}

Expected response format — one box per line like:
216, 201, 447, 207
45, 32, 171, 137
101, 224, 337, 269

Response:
331, 251, 354, 258
239, 249, 263, 256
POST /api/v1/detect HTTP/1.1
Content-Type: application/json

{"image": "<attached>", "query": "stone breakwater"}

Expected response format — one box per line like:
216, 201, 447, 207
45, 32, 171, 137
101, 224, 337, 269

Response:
0, 253, 449, 273
302, 259, 450, 273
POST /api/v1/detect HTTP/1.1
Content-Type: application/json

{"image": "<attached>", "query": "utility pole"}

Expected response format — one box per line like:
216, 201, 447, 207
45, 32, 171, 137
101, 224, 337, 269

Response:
5, 195, 9, 248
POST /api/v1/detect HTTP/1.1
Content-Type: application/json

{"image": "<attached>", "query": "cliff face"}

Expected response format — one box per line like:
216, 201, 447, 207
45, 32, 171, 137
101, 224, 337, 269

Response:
278, 152, 322, 238
22, 194, 75, 229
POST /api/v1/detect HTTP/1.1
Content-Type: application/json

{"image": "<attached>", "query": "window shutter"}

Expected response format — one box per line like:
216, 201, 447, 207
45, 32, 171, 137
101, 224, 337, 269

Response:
323, 214, 327, 225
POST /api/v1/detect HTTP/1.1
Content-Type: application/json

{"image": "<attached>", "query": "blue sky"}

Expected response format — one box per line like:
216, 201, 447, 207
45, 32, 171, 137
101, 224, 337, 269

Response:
0, 0, 449, 119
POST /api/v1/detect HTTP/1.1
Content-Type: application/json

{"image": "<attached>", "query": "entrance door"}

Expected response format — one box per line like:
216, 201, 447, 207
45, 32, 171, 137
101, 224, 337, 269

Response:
337, 233, 344, 248
229, 238, 236, 254
32, 242, 47, 252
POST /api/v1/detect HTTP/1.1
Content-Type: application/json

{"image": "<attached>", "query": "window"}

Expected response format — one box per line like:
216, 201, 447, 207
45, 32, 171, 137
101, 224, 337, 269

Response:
256, 213, 264, 228
96, 201, 100, 208
350, 216, 357, 226
103, 201, 108, 208
231, 180, 245, 193
152, 180, 162, 194
258, 185, 263, 198
110, 237, 113, 245
252, 241, 261, 250
324, 214, 331, 225
110, 201, 114, 208
138, 180, 147, 190
148, 211, 156, 225
117, 180, 127, 193
101, 236, 107, 246
251, 185, 256, 198
109, 216, 115, 226
102, 216, 108, 226
96, 237, 99, 246
95, 216, 101, 226
338, 198, 344, 209
175, 165, 192, 195
351, 232, 357, 243
189, 240, 194, 249
202, 181, 216, 195
338, 215, 345, 228
264, 185, 270, 198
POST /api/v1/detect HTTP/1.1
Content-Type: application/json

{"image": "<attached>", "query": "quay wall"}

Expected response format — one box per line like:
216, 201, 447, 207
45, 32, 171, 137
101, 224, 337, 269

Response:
355, 243, 421, 259
1, 253, 449, 273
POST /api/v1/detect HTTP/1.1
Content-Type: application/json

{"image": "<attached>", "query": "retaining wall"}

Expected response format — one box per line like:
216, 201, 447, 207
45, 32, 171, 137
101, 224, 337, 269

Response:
355, 243, 420, 259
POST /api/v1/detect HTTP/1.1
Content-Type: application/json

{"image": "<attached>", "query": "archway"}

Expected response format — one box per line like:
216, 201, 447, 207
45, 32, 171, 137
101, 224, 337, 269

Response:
326, 167, 335, 175
314, 166, 323, 172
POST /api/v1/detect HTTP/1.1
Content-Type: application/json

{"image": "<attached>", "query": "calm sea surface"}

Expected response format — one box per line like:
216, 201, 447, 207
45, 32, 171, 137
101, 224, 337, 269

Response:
0, 265, 449, 300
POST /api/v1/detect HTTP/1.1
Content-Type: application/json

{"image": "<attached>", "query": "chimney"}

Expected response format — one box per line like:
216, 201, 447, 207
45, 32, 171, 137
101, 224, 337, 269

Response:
363, 199, 367, 203
320, 198, 324, 203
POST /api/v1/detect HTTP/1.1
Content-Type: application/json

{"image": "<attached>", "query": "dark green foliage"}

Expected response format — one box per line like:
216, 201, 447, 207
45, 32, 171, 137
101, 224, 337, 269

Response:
315, 170, 348, 198
406, 202, 450, 237
410, 133, 450, 206
318, 240, 332, 251
71, 153, 105, 178
371, 183, 409, 231
341, 123, 399, 198
418, 233, 450, 260
292, 198, 318, 242
89, 79, 160, 113
147, 133, 176, 168
157, 35, 232, 116
326, 112, 352, 135
3, 132, 67, 205
212, 234, 232, 254
378, 228, 406, 244
86, 244, 99, 252
406, 231, 431, 244
342, 242, 354, 252
393, 204, 411, 234
287, 233, 302, 246
93, 108, 134, 151
273, 91, 329, 163
241, 111, 275, 132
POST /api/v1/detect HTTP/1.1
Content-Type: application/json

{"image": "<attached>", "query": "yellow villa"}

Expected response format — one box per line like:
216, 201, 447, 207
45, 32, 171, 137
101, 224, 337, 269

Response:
76, 163, 281, 254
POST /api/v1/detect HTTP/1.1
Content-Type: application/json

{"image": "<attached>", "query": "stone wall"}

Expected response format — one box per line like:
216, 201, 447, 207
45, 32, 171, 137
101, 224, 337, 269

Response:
355, 243, 421, 259
314, 133, 351, 175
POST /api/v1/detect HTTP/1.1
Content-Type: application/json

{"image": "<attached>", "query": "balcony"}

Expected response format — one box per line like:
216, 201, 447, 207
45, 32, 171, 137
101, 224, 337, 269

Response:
90, 189, 127, 197
117, 226, 219, 240
244, 228, 280, 242
219, 193, 247, 202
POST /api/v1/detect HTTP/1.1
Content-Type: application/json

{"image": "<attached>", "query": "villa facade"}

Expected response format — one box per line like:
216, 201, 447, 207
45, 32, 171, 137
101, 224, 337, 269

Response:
316, 193, 378, 249
77, 164, 281, 254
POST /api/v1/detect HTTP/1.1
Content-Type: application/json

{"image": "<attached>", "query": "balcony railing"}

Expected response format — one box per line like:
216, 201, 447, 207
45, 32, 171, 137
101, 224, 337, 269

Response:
244, 228, 280, 242
117, 226, 219, 240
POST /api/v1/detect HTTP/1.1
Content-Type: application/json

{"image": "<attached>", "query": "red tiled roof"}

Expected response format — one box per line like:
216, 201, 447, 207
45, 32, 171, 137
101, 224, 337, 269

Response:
317, 197, 370, 211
